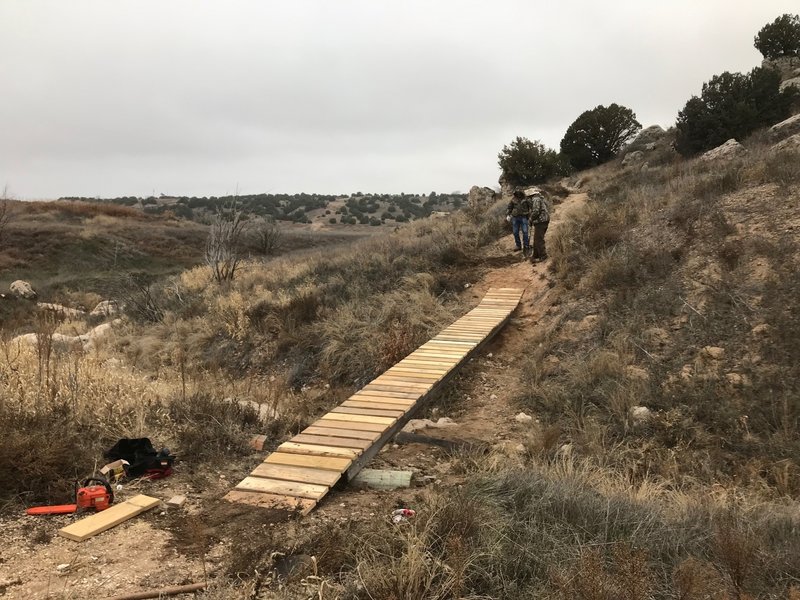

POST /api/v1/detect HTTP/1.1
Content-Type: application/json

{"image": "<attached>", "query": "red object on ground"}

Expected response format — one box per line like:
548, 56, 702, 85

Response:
26, 504, 79, 515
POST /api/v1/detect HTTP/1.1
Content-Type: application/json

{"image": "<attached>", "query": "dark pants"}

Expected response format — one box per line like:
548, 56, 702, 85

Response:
533, 221, 549, 259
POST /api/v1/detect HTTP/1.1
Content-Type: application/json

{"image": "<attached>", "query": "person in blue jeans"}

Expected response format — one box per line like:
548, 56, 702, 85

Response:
506, 189, 533, 252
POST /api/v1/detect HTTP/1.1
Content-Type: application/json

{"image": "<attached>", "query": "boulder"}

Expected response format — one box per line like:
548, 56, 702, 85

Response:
10, 280, 36, 300
769, 113, 800, 141
629, 125, 666, 149
772, 133, 800, 153
90, 300, 119, 317
515, 412, 534, 424
468, 186, 496, 211
700, 139, 745, 162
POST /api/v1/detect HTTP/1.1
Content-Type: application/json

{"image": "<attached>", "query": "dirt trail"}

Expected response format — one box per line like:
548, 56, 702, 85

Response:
308, 192, 588, 520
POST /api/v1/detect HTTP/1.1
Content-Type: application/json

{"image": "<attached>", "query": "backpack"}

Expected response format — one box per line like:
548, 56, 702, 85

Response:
104, 438, 175, 479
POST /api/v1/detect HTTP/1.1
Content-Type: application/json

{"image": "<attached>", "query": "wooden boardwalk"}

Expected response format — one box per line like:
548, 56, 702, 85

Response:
224, 288, 524, 515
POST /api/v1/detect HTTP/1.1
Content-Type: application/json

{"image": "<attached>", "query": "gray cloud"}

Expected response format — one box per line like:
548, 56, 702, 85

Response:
1, 0, 797, 198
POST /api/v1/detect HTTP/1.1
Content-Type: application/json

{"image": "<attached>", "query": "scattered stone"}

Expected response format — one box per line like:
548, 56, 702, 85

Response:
10, 280, 36, 300
700, 139, 745, 162
515, 412, 533, 424
166, 495, 187, 509
487, 353, 493, 359
56, 564, 70, 573
725, 373, 744, 387
514, 443, 526, 454
751, 323, 771, 336
577, 314, 598, 331
490, 394, 497, 401
702, 346, 725, 360
629, 406, 652, 425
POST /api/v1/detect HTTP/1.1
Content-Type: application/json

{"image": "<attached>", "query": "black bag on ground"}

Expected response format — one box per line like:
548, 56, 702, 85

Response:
104, 438, 175, 478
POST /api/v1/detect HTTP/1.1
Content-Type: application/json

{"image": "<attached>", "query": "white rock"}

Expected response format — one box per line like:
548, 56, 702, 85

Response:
771, 133, 800, 154
515, 412, 534, 424
701, 139, 746, 162
10, 280, 36, 300
629, 406, 652, 424
769, 113, 800, 141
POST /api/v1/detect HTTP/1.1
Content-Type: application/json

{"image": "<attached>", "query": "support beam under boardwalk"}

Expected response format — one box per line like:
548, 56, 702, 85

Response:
223, 288, 523, 515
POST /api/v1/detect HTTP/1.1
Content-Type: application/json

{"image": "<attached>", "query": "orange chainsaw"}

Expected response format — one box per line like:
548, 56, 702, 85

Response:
26, 477, 114, 516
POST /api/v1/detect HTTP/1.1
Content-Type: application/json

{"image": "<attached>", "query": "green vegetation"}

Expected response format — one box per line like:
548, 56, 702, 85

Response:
675, 67, 796, 156
497, 137, 571, 186
560, 103, 641, 169
755, 13, 800, 59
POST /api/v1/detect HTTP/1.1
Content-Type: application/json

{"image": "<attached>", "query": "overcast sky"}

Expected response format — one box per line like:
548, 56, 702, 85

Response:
1, 1, 797, 199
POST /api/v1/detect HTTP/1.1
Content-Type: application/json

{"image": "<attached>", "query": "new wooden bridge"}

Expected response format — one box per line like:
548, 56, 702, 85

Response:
224, 288, 524, 515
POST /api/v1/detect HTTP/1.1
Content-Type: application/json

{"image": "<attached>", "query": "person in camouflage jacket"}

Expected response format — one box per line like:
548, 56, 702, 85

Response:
526, 188, 550, 261
506, 189, 533, 251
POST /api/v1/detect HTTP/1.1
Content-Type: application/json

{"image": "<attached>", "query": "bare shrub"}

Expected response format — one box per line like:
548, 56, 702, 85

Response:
206, 199, 247, 283
251, 217, 283, 255
0, 186, 13, 246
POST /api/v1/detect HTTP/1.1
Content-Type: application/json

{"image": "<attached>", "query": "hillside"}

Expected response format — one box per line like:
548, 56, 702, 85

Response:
0, 131, 799, 599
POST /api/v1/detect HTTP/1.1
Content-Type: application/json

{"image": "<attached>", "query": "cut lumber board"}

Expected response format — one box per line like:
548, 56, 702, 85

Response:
342, 400, 415, 411
302, 426, 382, 441
223, 490, 316, 515
251, 463, 343, 486
292, 433, 374, 450
354, 389, 422, 399
235, 476, 329, 500
363, 384, 431, 394
331, 406, 406, 418
278, 442, 360, 458
320, 413, 396, 425
58, 494, 160, 542
310, 418, 387, 432
265, 452, 352, 471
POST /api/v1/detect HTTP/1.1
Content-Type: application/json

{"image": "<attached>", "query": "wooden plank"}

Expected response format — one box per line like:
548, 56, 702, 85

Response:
58, 495, 160, 542
394, 360, 455, 369
303, 425, 381, 441
278, 442, 360, 458
223, 490, 316, 515
346, 395, 417, 407
372, 377, 433, 388
236, 476, 329, 500
310, 418, 386, 432
425, 339, 476, 347
291, 433, 373, 450
363, 384, 432, 394
354, 389, 422, 399
332, 406, 406, 417
250, 463, 343, 486
265, 452, 352, 471
383, 369, 442, 379
320, 413, 396, 425
343, 400, 416, 411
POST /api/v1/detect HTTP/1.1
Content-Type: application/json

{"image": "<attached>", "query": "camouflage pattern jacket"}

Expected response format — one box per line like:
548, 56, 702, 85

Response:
529, 194, 550, 224
507, 196, 533, 218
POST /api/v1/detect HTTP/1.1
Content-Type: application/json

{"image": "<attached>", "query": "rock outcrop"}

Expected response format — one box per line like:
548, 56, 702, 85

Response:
10, 280, 36, 300
37, 302, 85, 319
700, 139, 746, 162
467, 186, 496, 211
772, 133, 800, 153
769, 113, 800, 141
11, 319, 122, 353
